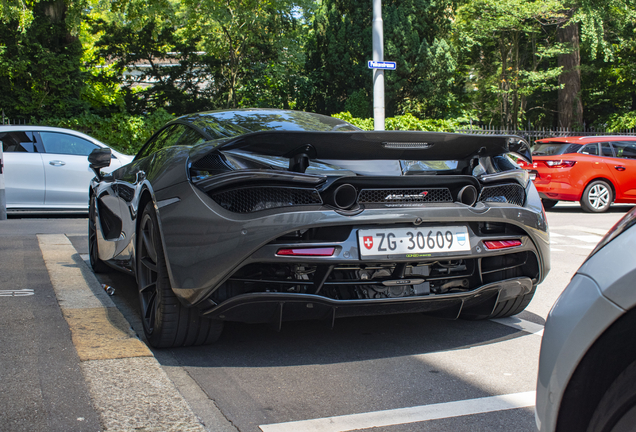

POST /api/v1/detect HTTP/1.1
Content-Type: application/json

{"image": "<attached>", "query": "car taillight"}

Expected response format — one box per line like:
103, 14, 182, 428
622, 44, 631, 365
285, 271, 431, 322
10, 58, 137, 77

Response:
483, 240, 522, 250
276, 247, 335, 256
545, 160, 576, 168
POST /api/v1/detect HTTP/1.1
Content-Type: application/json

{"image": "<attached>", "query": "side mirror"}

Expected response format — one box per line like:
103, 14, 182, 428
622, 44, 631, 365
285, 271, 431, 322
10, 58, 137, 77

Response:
88, 148, 112, 180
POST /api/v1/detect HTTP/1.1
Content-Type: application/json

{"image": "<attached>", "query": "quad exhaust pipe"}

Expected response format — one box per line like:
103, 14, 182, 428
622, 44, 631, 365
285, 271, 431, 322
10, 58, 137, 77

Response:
332, 184, 358, 209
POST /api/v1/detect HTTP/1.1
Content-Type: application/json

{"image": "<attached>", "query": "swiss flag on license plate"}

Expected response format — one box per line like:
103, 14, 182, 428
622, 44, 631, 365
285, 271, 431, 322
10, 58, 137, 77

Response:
363, 236, 374, 250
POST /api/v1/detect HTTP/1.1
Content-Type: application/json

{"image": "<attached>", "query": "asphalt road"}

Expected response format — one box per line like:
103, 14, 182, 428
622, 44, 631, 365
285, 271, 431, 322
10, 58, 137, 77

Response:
1, 202, 631, 432
87, 202, 632, 432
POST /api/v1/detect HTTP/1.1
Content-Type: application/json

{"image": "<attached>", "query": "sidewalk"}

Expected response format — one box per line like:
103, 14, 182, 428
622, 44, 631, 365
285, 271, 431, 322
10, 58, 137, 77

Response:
0, 221, 208, 431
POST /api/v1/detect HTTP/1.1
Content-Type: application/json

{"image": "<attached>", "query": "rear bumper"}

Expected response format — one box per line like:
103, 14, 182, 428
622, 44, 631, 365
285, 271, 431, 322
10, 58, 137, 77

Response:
534, 180, 581, 201
529, 168, 581, 201
154, 181, 550, 311
203, 277, 533, 323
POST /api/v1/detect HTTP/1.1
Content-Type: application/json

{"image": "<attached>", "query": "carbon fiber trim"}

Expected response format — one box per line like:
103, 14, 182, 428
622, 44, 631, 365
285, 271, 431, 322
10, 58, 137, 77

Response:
479, 183, 525, 206
210, 187, 322, 213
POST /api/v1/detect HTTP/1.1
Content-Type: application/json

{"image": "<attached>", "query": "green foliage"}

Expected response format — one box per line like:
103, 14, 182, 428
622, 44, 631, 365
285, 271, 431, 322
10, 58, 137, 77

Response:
455, 0, 567, 130
332, 112, 462, 132
182, 0, 309, 110
39, 109, 174, 154
344, 89, 370, 119
0, 1, 88, 120
1, 0, 635, 135
332, 112, 374, 130
607, 111, 636, 131
580, 5, 636, 127
305, 0, 457, 118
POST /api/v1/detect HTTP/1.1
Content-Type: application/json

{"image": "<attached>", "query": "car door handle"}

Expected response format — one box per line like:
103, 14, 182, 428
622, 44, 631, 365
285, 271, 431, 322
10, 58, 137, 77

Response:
49, 160, 66, 166
614, 165, 626, 171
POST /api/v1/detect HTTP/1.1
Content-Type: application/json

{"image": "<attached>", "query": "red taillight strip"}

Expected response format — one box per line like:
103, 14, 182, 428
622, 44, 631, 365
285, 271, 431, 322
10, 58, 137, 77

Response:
545, 160, 576, 168
483, 240, 522, 250
276, 247, 335, 256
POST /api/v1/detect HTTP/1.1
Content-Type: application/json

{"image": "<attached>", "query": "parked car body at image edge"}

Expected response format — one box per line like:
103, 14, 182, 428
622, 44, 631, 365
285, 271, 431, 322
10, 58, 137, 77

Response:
89, 109, 550, 348
536, 205, 636, 431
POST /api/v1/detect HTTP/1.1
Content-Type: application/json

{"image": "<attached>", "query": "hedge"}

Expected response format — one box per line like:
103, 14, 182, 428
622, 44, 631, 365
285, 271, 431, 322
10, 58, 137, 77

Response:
39, 109, 174, 155
331, 112, 462, 132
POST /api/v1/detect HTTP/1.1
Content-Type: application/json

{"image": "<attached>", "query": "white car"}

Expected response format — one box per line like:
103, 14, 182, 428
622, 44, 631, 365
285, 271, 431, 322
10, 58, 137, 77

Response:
0, 126, 133, 213
536, 206, 636, 431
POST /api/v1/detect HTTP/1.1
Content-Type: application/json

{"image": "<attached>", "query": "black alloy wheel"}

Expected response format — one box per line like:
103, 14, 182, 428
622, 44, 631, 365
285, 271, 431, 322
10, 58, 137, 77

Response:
89, 194, 110, 273
581, 180, 613, 213
137, 201, 223, 348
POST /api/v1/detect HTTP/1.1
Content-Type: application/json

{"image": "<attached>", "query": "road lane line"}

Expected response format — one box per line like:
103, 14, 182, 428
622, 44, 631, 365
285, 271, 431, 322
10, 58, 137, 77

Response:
568, 235, 602, 243
259, 391, 535, 432
490, 317, 544, 336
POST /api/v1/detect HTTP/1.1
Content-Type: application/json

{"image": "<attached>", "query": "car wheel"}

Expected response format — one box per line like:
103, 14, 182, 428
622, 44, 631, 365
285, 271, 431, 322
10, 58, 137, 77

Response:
489, 284, 537, 318
587, 359, 636, 432
88, 194, 110, 273
581, 180, 613, 213
541, 199, 558, 210
137, 201, 223, 348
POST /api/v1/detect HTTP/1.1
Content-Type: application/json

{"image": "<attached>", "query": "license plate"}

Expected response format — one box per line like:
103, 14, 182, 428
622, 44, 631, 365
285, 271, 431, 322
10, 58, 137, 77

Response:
358, 226, 471, 258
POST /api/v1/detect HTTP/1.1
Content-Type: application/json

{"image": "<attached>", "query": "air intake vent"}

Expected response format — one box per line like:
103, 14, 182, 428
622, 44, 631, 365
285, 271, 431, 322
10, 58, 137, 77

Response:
359, 188, 452, 205
479, 183, 525, 206
191, 153, 231, 172
210, 187, 322, 213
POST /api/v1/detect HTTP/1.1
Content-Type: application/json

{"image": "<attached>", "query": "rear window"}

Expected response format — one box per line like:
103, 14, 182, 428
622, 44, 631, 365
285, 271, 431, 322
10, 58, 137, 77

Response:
532, 142, 581, 156
184, 110, 360, 139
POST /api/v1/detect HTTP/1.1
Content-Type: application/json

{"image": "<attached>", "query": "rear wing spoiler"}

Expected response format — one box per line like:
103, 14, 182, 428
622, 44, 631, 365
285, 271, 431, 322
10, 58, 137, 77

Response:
208, 130, 531, 162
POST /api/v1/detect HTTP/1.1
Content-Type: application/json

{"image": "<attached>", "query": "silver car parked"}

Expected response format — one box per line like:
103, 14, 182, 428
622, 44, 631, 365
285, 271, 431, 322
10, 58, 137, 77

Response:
1, 126, 133, 213
536, 205, 636, 431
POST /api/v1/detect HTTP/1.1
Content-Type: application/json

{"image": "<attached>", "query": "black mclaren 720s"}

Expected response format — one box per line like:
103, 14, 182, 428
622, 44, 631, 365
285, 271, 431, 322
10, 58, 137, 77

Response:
88, 109, 550, 348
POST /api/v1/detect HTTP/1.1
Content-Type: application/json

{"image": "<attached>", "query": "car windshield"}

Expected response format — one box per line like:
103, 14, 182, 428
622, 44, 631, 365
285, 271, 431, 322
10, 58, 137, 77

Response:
182, 110, 360, 139
532, 142, 581, 156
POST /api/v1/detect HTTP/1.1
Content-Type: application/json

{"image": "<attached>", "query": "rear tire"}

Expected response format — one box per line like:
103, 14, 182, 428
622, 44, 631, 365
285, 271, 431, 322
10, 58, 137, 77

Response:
89, 194, 110, 273
587, 359, 636, 432
581, 180, 612, 213
541, 199, 558, 210
137, 202, 223, 348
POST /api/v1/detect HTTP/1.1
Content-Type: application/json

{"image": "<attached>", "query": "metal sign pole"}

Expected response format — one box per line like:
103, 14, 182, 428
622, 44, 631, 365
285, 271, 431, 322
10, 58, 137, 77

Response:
0, 142, 6, 220
372, 0, 385, 131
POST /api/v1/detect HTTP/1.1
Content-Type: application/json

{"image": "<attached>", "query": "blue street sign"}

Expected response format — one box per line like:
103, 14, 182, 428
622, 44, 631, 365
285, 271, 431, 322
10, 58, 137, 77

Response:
368, 61, 396, 70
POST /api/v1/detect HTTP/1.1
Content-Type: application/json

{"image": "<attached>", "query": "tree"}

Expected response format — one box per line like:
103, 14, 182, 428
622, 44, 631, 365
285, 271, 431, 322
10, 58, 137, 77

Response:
455, 0, 566, 129
556, 0, 636, 128
0, 0, 89, 119
304, 0, 457, 118
181, 0, 308, 109
580, 6, 636, 127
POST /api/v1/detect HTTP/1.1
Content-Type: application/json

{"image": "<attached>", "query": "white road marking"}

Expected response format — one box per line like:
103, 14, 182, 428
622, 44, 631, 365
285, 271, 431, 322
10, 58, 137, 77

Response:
490, 317, 544, 336
551, 225, 609, 236
549, 232, 564, 237
259, 391, 535, 432
551, 248, 564, 252
0, 289, 35, 297
568, 235, 602, 243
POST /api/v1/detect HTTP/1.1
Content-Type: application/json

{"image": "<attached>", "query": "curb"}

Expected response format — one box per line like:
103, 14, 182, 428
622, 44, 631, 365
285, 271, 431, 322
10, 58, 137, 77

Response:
37, 234, 206, 432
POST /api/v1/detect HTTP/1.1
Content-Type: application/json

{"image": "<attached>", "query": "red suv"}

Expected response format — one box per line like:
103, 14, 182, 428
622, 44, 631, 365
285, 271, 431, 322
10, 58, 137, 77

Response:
520, 136, 636, 212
